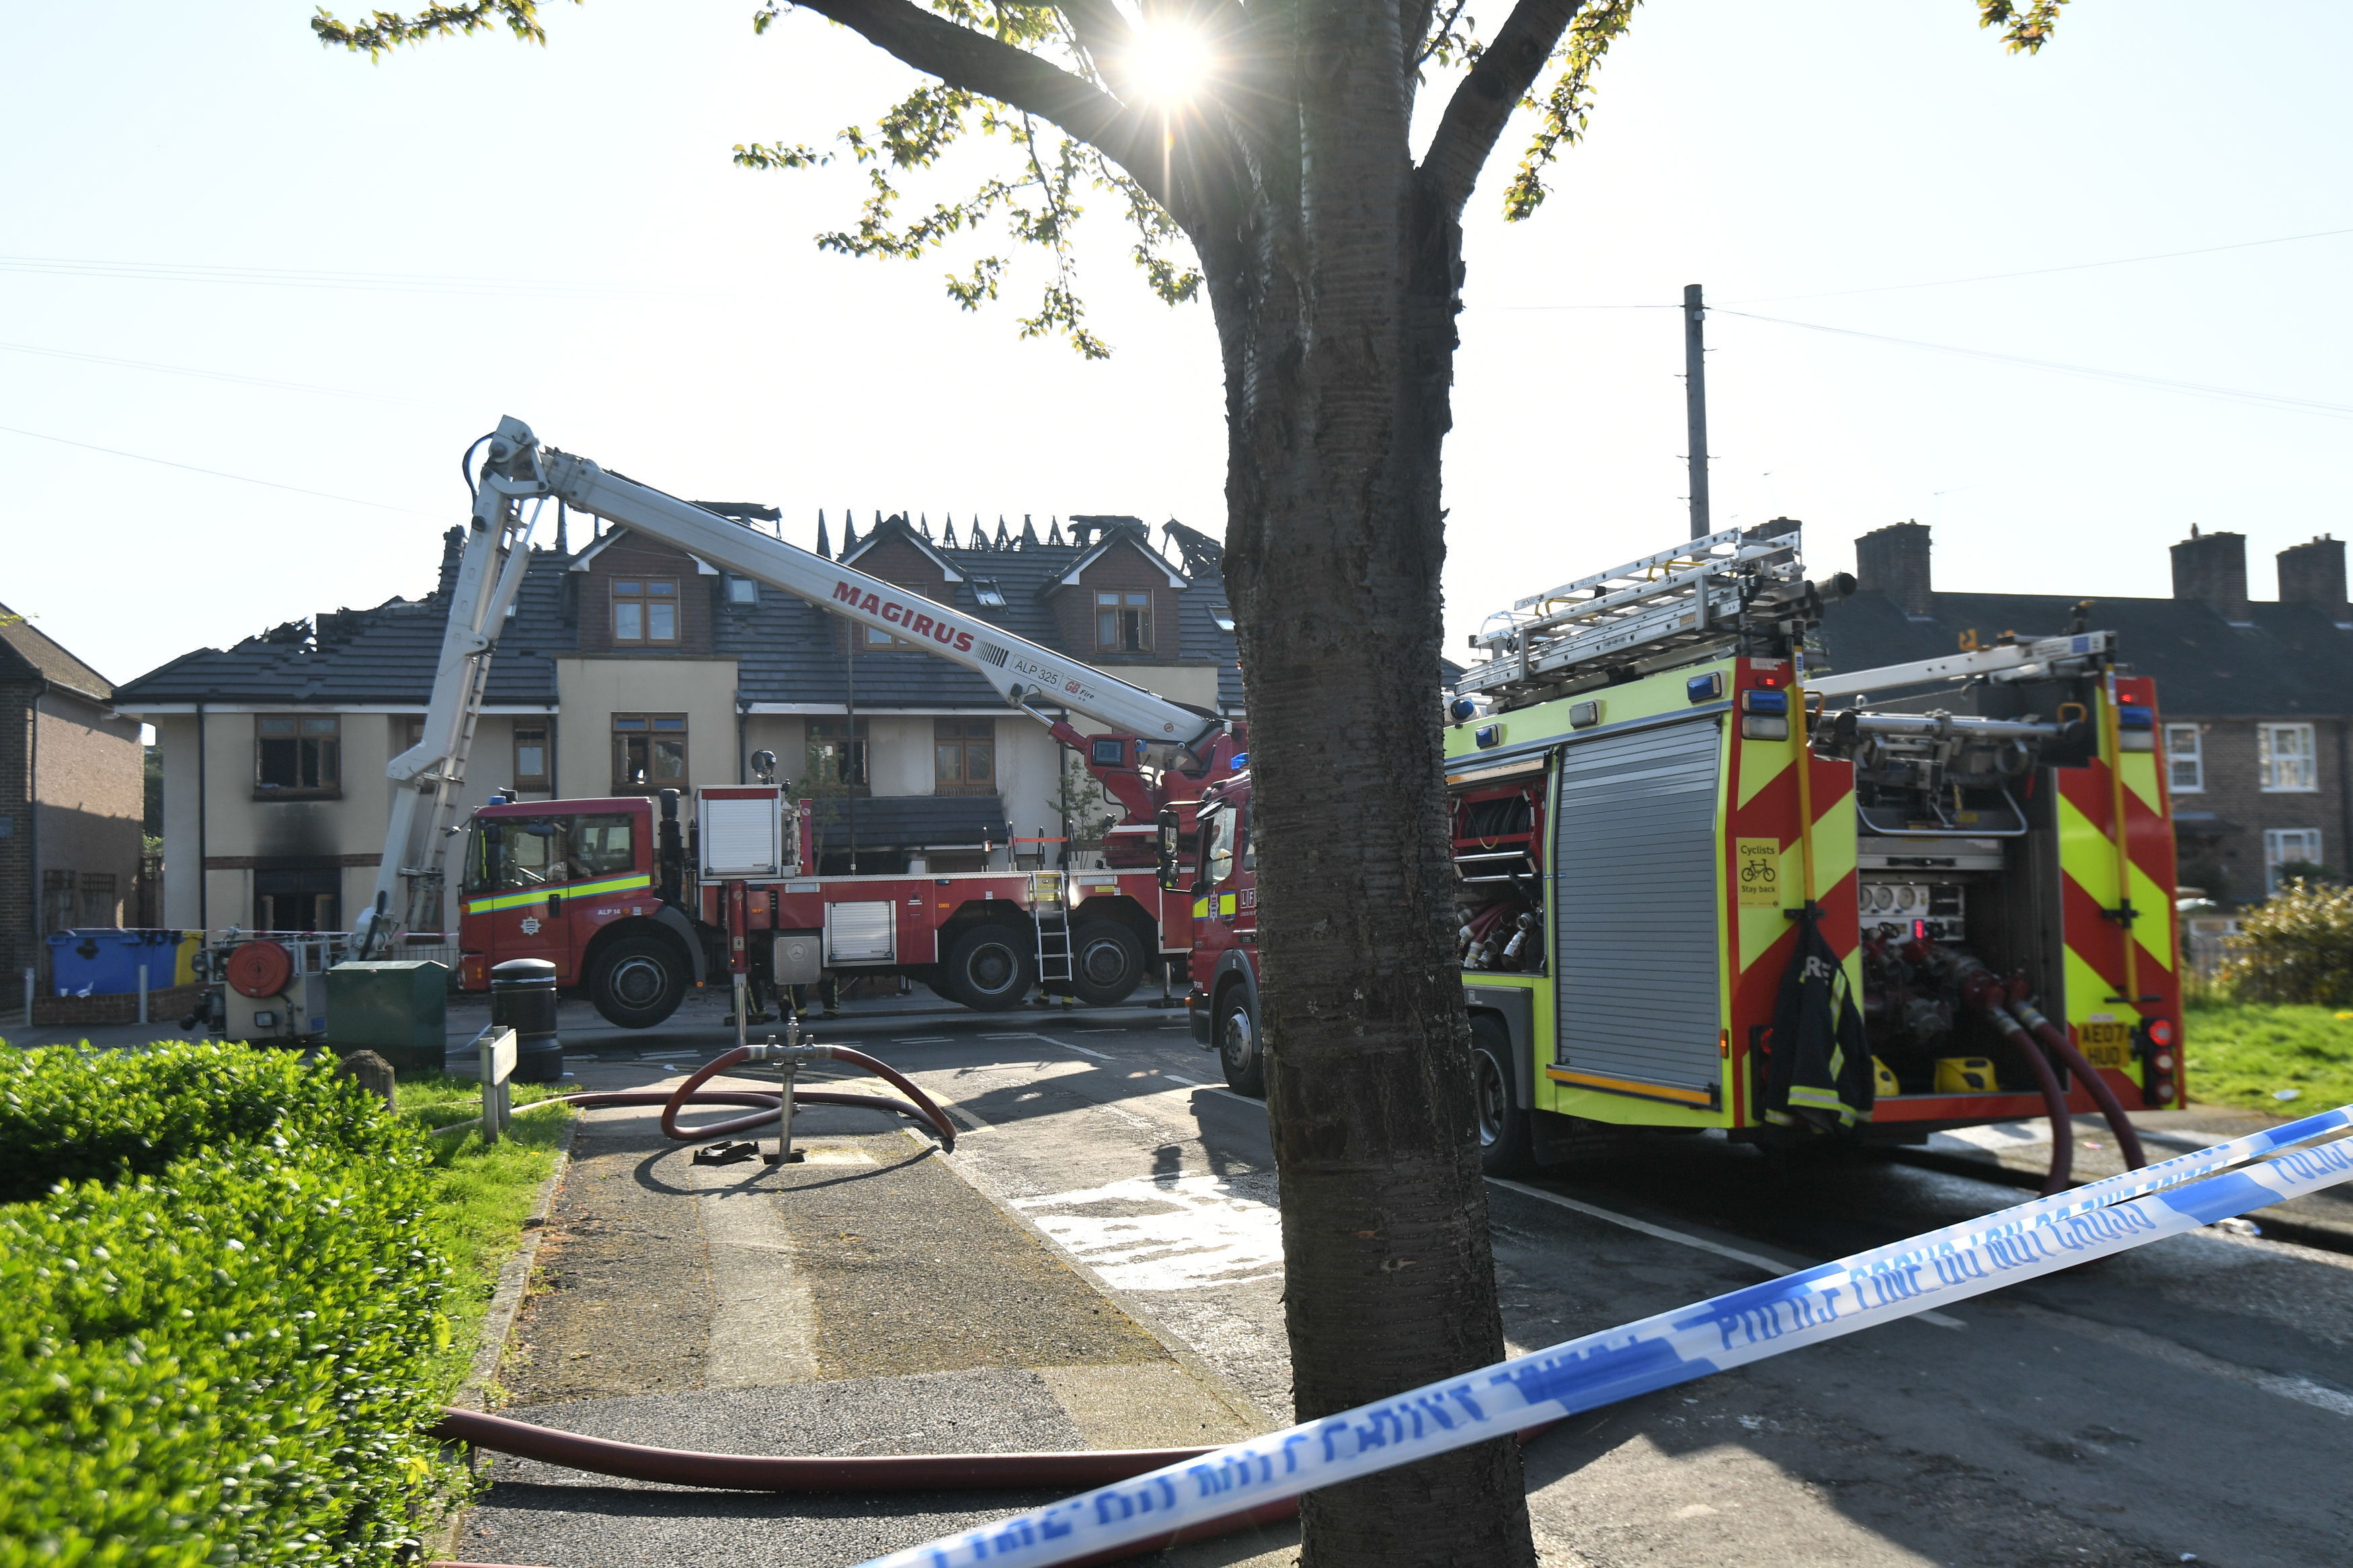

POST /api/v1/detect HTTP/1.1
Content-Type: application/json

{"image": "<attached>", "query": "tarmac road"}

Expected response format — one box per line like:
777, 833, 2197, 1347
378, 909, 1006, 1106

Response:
838, 1011, 2353, 1568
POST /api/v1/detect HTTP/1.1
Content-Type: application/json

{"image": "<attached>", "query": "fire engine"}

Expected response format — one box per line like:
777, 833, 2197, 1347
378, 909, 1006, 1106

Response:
1172, 524, 2182, 1183
354, 417, 1243, 1026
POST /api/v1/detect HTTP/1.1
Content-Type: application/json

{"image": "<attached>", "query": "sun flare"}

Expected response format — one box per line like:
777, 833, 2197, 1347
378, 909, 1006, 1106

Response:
1125, 19, 1214, 106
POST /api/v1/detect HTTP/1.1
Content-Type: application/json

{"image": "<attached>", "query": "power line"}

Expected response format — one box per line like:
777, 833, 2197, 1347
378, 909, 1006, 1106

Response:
0, 422, 442, 515
0, 253, 699, 300
1489, 222, 2353, 313
0, 340, 426, 405
1729, 224, 2353, 304
1714, 310, 2353, 420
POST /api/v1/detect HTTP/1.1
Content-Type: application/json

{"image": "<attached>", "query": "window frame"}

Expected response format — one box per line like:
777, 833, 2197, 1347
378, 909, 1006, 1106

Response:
610, 577, 681, 646
610, 713, 689, 794
2264, 827, 2326, 895
1095, 590, 1152, 655
254, 713, 342, 798
2259, 722, 2319, 793
2164, 723, 2204, 794
725, 575, 759, 606
512, 723, 551, 792
42, 869, 76, 934
933, 716, 997, 796
807, 716, 870, 791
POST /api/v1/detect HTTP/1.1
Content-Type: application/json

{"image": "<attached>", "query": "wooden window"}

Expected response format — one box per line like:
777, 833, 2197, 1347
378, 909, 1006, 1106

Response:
2260, 723, 2317, 792
612, 714, 688, 792
612, 577, 680, 645
513, 723, 551, 790
807, 717, 869, 791
255, 714, 340, 797
934, 718, 996, 796
1096, 591, 1152, 653
2165, 725, 2203, 794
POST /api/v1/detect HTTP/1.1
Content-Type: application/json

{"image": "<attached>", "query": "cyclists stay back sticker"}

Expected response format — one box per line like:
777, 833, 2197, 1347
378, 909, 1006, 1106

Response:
1735, 838, 1782, 907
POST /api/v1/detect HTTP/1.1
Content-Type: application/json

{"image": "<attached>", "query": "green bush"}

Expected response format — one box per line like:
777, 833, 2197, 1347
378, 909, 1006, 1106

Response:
2220, 879, 2353, 1005
0, 1043, 459, 1568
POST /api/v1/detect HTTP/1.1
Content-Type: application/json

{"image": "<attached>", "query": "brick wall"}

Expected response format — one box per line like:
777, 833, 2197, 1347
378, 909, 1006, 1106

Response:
0, 679, 34, 984
2167, 714, 2353, 901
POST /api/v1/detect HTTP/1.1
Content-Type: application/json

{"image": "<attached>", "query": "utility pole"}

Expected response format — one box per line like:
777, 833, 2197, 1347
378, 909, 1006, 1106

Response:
1684, 282, 1710, 540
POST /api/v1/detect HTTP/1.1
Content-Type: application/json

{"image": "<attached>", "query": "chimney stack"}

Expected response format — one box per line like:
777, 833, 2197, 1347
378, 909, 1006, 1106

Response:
1854, 521, 1933, 618
2170, 526, 2251, 623
2277, 535, 2348, 620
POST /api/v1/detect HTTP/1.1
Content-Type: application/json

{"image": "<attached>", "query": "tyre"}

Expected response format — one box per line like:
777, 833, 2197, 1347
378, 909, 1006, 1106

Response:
589, 932, 689, 1028
943, 923, 1037, 1012
1470, 1014, 1533, 1175
1069, 919, 1148, 1007
1217, 987, 1265, 1098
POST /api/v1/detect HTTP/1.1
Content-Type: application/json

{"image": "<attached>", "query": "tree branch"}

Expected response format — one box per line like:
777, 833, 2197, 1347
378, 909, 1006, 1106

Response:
1055, 0, 1135, 85
1417, 0, 1587, 219
789, 0, 1189, 222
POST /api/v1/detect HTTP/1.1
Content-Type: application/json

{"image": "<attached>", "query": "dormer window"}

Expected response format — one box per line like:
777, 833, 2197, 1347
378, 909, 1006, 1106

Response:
1097, 591, 1151, 654
973, 578, 1006, 608
613, 578, 679, 644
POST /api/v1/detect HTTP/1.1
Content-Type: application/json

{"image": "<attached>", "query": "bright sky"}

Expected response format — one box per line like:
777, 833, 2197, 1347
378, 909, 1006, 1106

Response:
5, 3, 2348, 690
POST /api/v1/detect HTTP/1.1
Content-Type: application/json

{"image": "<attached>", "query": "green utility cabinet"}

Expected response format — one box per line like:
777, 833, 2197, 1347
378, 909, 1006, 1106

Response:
327, 961, 449, 1073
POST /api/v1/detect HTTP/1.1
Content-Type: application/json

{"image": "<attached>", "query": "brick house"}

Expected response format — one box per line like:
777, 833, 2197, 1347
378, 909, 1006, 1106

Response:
1819, 521, 2353, 907
0, 606, 145, 983
112, 508, 1240, 936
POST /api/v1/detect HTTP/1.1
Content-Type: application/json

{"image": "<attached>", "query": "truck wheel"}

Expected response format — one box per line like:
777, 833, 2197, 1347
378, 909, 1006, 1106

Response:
1470, 1014, 1532, 1175
1218, 988, 1265, 1098
943, 924, 1036, 1012
590, 934, 688, 1029
1069, 920, 1147, 1007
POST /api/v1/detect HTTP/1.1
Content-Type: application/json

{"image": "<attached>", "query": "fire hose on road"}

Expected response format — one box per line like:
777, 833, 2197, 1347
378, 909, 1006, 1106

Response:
425, 1057, 2352, 1568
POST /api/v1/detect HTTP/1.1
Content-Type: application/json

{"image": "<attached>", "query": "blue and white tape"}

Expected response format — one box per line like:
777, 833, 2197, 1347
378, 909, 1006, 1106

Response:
859, 1105, 2353, 1568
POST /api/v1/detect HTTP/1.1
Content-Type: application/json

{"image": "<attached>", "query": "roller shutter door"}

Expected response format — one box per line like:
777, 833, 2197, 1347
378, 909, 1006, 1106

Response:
1552, 718, 1724, 1094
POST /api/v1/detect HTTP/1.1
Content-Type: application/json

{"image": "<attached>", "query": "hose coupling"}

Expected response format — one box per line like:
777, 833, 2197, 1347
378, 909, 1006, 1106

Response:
745, 1041, 832, 1066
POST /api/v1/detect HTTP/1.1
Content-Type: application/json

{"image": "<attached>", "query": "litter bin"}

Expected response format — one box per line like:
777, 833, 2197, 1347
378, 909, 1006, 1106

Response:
490, 958, 562, 1083
326, 960, 450, 1074
47, 929, 196, 996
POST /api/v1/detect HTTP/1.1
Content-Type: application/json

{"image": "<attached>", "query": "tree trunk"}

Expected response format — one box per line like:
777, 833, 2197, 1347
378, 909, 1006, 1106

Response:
1212, 6, 1536, 1564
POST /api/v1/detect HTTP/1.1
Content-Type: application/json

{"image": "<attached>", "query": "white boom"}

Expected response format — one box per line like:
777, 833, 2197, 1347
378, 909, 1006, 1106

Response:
356, 416, 1223, 954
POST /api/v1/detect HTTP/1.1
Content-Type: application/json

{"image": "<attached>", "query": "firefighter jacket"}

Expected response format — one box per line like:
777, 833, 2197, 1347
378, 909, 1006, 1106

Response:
1763, 909, 1874, 1130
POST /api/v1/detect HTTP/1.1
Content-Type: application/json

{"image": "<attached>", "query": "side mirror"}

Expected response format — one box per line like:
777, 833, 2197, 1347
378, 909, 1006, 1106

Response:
1155, 807, 1185, 893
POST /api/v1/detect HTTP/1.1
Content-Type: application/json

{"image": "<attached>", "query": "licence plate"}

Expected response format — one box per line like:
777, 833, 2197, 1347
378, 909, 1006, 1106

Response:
2078, 1021, 2133, 1071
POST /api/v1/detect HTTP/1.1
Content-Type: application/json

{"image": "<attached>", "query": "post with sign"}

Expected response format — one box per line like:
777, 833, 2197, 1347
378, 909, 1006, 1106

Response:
477, 1025, 517, 1144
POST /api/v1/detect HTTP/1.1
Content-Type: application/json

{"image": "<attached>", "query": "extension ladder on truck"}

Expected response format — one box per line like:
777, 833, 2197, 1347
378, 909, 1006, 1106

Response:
1031, 871, 1072, 989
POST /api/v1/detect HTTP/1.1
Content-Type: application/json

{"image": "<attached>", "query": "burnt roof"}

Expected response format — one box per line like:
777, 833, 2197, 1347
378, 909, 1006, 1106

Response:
115, 518, 1242, 715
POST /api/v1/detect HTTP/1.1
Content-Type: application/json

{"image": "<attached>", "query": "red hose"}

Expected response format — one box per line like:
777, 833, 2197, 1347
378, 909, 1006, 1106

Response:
536, 1044, 959, 1149
1954, 971, 2072, 1196
2011, 1001, 2148, 1171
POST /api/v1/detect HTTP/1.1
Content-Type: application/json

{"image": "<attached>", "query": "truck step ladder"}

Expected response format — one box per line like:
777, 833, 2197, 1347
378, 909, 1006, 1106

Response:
1458, 524, 1804, 704
1031, 872, 1072, 990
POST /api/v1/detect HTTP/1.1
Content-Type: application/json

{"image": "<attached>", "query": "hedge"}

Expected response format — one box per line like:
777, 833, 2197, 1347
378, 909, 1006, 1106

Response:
2220, 878, 2353, 1006
0, 1044, 459, 1568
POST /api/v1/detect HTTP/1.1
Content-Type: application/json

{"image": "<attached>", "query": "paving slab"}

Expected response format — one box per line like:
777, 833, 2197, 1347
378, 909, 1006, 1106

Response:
459, 1059, 1283, 1567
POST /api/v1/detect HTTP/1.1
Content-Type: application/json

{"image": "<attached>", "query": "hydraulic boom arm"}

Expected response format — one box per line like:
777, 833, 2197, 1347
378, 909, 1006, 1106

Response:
358, 416, 1227, 952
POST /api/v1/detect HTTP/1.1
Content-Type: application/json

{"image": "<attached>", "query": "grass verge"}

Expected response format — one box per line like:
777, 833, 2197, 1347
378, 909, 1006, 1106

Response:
2183, 999, 2353, 1116
397, 1074, 574, 1398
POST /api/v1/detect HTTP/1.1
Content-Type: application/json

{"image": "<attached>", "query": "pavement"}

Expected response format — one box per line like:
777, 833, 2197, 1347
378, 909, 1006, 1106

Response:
456, 1050, 1287, 1568
440, 1014, 2353, 1568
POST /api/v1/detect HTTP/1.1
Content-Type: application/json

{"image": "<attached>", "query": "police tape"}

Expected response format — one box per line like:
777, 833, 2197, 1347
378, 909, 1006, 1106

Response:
857, 1104, 2353, 1568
